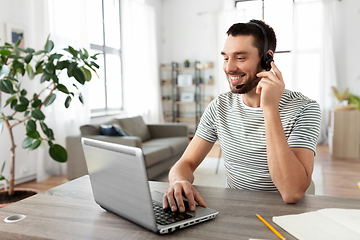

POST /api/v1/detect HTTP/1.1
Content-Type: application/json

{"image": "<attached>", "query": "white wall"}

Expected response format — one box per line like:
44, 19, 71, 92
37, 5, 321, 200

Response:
333, 0, 360, 96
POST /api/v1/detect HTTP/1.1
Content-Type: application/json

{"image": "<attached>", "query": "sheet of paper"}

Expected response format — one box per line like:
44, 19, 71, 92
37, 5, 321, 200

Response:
272, 208, 360, 240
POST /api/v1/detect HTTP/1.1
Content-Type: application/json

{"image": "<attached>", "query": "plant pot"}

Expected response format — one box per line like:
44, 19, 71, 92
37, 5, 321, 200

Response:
0, 188, 39, 208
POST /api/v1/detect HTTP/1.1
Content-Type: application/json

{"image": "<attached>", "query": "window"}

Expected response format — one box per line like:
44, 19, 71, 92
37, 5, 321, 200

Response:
235, 0, 293, 90
86, 0, 123, 114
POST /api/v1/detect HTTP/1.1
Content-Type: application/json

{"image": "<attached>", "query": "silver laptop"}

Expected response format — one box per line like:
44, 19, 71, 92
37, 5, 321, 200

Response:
81, 137, 219, 234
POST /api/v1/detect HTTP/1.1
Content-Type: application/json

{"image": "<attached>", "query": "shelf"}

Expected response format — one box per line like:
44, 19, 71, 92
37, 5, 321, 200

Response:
162, 83, 214, 88
174, 101, 210, 105
175, 117, 201, 122
160, 61, 213, 132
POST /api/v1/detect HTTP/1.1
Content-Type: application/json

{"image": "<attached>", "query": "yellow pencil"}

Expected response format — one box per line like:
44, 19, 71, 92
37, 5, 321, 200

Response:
256, 214, 286, 240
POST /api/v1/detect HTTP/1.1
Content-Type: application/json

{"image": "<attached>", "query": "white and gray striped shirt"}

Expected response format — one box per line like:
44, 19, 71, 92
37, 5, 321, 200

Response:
195, 89, 321, 191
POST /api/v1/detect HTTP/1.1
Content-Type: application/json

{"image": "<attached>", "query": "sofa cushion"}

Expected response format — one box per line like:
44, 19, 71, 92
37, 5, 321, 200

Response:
100, 124, 128, 136
80, 124, 101, 135
80, 118, 121, 136
142, 137, 188, 156
142, 145, 172, 168
118, 116, 151, 142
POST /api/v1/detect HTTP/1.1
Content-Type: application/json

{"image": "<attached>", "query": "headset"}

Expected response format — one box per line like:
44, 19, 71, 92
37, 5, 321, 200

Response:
247, 21, 273, 71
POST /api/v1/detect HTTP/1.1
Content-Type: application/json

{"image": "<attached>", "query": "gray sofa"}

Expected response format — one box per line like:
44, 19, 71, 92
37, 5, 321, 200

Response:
66, 116, 189, 180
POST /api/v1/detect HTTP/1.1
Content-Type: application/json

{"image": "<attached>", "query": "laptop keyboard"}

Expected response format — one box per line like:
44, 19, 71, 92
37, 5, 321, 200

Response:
152, 200, 193, 225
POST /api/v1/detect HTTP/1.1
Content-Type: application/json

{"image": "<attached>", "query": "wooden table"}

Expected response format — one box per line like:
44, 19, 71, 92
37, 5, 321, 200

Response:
0, 176, 359, 240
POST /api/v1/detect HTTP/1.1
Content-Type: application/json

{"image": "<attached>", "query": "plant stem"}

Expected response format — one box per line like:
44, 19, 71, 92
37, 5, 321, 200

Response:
2, 113, 15, 196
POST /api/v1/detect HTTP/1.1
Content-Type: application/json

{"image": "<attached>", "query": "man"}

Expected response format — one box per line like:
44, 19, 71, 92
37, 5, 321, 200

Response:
163, 20, 321, 212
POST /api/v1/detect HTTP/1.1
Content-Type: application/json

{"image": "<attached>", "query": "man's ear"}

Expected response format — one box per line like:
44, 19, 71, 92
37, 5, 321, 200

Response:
267, 50, 274, 58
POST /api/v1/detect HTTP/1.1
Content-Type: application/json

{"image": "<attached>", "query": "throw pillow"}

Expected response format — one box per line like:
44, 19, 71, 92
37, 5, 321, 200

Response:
100, 124, 127, 136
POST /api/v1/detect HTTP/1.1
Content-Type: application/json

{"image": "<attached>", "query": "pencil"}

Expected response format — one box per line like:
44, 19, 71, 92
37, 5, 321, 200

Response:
256, 214, 286, 240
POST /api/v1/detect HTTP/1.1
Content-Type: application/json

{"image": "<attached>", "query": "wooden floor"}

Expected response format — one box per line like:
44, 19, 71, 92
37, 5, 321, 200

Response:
16, 145, 360, 199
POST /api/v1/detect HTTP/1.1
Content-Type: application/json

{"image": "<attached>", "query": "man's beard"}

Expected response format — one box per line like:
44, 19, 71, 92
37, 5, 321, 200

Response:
228, 75, 261, 94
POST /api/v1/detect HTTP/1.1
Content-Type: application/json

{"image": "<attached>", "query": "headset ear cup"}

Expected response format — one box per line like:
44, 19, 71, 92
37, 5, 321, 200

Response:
264, 53, 273, 71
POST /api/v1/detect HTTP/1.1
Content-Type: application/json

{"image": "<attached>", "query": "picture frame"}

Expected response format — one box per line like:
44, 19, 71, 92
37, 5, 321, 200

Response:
5, 23, 25, 48
177, 74, 193, 86
180, 92, 194, 102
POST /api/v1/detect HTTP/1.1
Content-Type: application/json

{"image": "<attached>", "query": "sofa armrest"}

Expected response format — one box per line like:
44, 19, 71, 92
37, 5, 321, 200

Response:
85, 135, 142, 148
147, 123, 188, 138
66, 135, 143, 180
66, 135, 87, 180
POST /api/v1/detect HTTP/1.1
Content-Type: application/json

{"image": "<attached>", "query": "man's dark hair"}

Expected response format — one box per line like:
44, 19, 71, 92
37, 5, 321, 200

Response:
226, 19, 277, 57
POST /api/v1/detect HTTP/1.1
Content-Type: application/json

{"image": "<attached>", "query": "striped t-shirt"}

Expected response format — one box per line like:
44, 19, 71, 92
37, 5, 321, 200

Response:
195, 89, 321, 191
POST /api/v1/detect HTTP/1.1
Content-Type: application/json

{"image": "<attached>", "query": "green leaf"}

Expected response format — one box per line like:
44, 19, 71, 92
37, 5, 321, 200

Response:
90, 53, 101, 60
22, 137, 33, 148
40, 73, 50, 83
35, 60, 44, 72
26, 129, 40, 139
24, 48, 35, 54
55, 60, 69, 70
72, 67, 86, 84
24, 54, 33, 64
66, 62, 77, 77
78, 93, 84, 104
26, 119, 37, 132
68, 46, 78, 57
65, 96, 72, 108
57, 84, 69, 94
13, 104, 28, 112
13, 60, 24, 70
48, 141, 54, 148
50, 74, 59, 83
34, 50, 45, 56
24, 110, 30, 117
1, 161, 5, 173
0, 79, 14, 93
40, 121, 48, 132
49, 144, 68, 162
90, 61, 100, 69
49, 53, 63, 60
32, 99, 42, 108
0, 65, 10, 80
15, 38, 22, 47
31, 109, 45, 120
29, 139, 42, 151
20, 89, 27, 96
45, 39, 54, 53
0, 49, 11, 56
6, 76, 18, 82
45, 128, 54, 140
19, 96, 29, 105
44, 93, 56, 107
26, 64, 35, 79
45, 61, 54, 74
83, 48, 89, 59
4, 116, 13, 120
10, 99, 17, 109
81, 66, 92, 82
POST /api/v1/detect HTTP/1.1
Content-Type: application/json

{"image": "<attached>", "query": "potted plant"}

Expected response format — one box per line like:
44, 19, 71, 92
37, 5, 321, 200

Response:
0, 36, 99, 203
184, 59, 190, 68
331, 86, 360, 110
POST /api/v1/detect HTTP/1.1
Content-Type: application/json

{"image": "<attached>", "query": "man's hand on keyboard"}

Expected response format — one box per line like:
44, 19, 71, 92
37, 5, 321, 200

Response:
162, 180, 207, 213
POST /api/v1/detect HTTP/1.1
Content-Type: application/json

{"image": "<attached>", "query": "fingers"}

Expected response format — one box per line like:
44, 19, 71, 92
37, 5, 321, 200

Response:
163, 181, 207, 213
257, 62, 283, 83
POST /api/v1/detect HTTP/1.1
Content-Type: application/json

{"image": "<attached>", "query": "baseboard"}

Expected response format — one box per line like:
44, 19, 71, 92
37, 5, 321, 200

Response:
0, 174, 36, 190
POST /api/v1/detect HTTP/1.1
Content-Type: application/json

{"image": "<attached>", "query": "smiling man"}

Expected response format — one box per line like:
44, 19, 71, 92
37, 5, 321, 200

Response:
163, 20, 321, 212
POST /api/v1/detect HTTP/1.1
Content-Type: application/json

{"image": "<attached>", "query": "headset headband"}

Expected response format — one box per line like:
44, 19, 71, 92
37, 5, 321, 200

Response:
247, 21, 268, 58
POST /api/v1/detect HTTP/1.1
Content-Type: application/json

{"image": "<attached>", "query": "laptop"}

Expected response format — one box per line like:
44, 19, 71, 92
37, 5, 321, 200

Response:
81, 137, 219, 234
